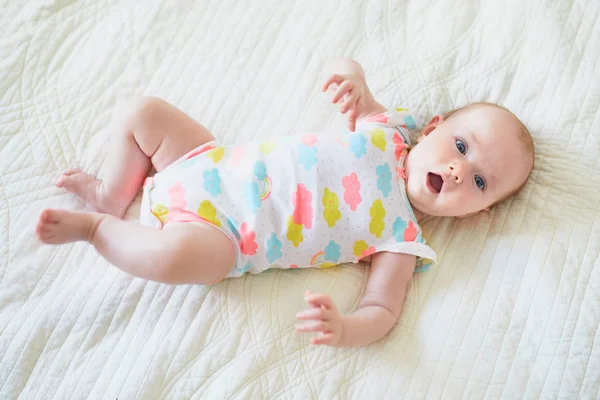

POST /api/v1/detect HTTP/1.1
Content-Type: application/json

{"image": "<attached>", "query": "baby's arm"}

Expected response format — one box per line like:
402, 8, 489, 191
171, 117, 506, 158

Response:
296, 252, 416, 347
322, 58, 387, 131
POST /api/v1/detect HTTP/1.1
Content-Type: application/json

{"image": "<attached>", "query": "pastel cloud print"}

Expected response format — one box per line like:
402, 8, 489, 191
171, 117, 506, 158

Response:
244, 181, 261, 214
265, 233, 283, 263
369, 199, 386, 238
292, 183, 313, 229
392, 217, 419, 242
353, 240, 376, 260
342, 173, 361, 211
349, 133, 367, 159
168, 181, 186, 209
376, 163, 392, 197
254, 161, 267, 180
286, 216, 304, 247
229, 146, 246, 166
324, 240, 341, 263
197, 200, 221, 227
239, 222, 258, 255
322, 188, 342, 227
207, 146, 225, 163
202, 168, 222, 197
301, 134, 318, 146
370, 128, 386, 151
297, 143, 317, 170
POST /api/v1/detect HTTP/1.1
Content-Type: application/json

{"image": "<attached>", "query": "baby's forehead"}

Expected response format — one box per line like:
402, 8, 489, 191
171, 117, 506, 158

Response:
454, 106, 522, 141
453, 104, 517, 124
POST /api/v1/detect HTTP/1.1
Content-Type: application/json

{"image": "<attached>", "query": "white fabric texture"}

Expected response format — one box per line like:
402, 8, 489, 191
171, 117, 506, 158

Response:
1, 0, 599, 399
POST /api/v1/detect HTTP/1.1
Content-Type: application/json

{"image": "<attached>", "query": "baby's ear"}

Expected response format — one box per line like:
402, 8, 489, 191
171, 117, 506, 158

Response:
418, 115, 445, 142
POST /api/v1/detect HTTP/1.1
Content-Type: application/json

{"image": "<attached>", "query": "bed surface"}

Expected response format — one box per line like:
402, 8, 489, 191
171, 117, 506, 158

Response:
1, 0, 599, 398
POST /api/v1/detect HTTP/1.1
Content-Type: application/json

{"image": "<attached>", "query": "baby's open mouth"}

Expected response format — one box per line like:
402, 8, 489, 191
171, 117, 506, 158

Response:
427, 172, 444, 193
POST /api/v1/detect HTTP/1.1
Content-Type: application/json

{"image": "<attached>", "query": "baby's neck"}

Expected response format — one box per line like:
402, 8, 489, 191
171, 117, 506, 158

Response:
412, 208, 425, 223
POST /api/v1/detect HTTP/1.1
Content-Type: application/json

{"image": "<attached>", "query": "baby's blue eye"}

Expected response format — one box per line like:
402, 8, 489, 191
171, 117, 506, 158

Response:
475, 175, 486, 190
456, 139, 467, 154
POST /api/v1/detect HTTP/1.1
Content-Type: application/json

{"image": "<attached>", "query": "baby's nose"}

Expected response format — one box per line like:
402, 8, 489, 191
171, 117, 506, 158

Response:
449, 163, 465, 184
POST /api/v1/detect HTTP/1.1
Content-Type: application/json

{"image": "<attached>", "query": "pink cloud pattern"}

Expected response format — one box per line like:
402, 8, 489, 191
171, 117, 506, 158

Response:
292, 183, 313, 229
342, 173, 362, 211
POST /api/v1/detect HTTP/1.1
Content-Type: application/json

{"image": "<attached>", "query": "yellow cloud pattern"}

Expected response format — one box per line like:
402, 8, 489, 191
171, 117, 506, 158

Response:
151, 204, 169, 224
353, 240, 369, 257
197, 200, 221, 227
207, 146, 225, 163
319, 262, 336, 269
286, 216, 304, 247
259, 141, 275, 155
369, 199, 386, 237
369, 128, 387, 151
322, 188, 342, 227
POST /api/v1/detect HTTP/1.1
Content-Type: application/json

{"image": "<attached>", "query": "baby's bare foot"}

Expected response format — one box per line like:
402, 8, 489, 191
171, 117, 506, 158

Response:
56, 169, 125, 218
36, 209, 104, 245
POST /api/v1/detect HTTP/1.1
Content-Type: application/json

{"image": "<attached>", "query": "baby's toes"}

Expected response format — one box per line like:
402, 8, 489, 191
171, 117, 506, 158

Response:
40, 209, 61, 224
56, 168, 80, 187
62, 168, 81, 176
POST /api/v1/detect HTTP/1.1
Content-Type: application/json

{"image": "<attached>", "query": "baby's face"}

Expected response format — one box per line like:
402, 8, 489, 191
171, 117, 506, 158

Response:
404, 105, 532, 217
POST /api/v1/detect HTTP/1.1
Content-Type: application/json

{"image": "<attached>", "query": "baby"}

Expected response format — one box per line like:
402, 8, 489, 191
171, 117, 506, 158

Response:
35, 59, 534, 348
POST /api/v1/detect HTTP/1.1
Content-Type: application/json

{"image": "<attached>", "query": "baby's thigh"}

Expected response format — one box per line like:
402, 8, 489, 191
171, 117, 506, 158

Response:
162, 221, 236, 285
126, 96, 217, 172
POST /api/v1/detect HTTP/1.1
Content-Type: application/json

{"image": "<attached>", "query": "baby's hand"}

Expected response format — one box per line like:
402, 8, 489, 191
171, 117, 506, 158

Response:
295, 290, 344, 346
322, 73, 366, 132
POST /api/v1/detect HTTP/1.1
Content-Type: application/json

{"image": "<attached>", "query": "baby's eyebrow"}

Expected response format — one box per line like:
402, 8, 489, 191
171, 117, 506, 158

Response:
487, 171, 497, 187
468, 131, 495, 186
469, 131, 482, 148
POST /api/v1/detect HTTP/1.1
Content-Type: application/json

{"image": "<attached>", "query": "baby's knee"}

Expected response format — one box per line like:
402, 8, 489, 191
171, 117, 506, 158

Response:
127, 96, 163, 127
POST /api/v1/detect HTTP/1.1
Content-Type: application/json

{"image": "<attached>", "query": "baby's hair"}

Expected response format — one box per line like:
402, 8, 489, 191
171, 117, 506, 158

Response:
443, 101, 535, 207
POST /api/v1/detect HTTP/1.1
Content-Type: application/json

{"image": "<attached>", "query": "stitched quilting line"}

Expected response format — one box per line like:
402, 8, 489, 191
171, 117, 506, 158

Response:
212, 7, 297, 143
401, 217, 460, 394
0, 179, 10, 287
459, 177, 539, 398
166, 0, 248, 113
152, 285, 214, 398
65, 265, 134, 400
185, 275, 365, 399
557, 212, 600, 399
132, 284, 195, 400
40, 256, 118, 398
26, 247, 104, 399
474, 173, 544, 399
497, 3, 597, 397
436, 214, 501, 398
420, 212, 483, 399
0, 243, 91, 395
104, 282, 175, 398
482, 198, 560, 397
549, 0, 596, 151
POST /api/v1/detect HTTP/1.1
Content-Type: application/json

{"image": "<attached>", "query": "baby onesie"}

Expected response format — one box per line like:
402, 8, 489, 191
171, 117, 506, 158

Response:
140, 110, 437, 278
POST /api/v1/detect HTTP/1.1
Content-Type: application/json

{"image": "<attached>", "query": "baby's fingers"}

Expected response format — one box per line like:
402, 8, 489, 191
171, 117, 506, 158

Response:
331, 81, 353, 104
296, 307, 330, 321
322, 74, 344, 92
311, 333, 336, 345
295, 320, 329, 333
340, 91, 359, 114
305, 293, 335, 310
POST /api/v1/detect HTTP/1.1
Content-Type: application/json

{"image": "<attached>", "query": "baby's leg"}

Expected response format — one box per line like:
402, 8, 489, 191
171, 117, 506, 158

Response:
36, 209, 235, 284
58, 97, 216, 218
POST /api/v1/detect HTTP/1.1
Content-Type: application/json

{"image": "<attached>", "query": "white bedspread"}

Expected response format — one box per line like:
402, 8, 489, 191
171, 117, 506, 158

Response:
1, 0, 599, 398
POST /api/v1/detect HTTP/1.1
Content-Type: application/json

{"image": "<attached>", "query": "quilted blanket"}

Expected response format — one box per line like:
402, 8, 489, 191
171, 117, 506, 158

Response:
1, 0, 599, 399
